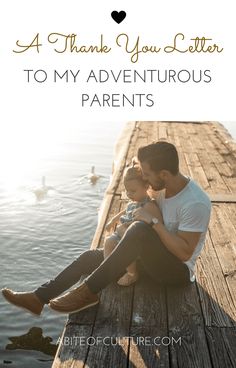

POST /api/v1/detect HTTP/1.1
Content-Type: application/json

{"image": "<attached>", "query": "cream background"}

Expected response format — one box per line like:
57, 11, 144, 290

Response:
0, 0, 235, 130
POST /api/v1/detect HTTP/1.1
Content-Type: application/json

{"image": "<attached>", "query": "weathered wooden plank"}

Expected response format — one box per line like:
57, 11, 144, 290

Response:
150, 121, 159, 142
175, 123, 195, 153
210, 194, 236, 202
187, 124, 233, 193
195, 233, 236, 327
207, 203, 236, 329
201, 123, 236, 192
184, 123, 208, 155
184, 152, 210, 191
167, 283, 212, 368
205, 327, 236, 368
197, 123, 236, 193
128, 326, 168, 368
143, 121, 154, 142
204, 124, 232, 156
198, 152, 231, 194
142, 121, 158, 145
185, 126, 230, 194
224, 203, 236, 226
52, 325, 92, 368
129, 275, 169, 367
167, 123, 182, 149
158, 122, 168, 141
212, 122, 236, 157
225, 272, 236, 323
67, 303, 99, 327
167, 124, 191, 176
134, 125, 149, 148
85, 283, 133, 367
184, 121, 199, 136
199, 128, 226, 165
205, 126, 236, 190
209, 205, 236, 277
217, 162, 236, 189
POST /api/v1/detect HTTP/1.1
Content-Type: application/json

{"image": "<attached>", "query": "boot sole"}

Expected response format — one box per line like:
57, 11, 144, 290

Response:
49, 299, 99, 314
2, 291, 42, 317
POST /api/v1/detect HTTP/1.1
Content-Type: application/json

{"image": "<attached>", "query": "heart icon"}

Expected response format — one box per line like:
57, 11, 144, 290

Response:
111, 11, 126, 24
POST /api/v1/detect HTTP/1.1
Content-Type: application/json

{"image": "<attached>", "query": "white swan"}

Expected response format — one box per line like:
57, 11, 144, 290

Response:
87, 166, 100, 184
33, 176, 53, 200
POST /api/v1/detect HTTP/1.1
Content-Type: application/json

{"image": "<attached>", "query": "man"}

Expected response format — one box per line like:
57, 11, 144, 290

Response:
2, 142, 211, 315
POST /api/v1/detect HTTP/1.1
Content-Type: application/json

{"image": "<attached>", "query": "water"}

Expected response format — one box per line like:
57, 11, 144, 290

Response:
0, 120, 126, 367
0, 121, 235, 368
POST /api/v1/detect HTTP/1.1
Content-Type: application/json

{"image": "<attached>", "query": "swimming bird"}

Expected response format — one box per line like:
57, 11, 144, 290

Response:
33, 176, 53, 200
87, 166, 100, 185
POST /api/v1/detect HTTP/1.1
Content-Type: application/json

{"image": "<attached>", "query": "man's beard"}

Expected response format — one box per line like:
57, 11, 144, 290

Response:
150, 179, 165, 191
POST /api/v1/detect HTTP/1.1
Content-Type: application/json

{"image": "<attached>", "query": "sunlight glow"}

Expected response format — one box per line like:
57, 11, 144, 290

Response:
0, 122, 63, 190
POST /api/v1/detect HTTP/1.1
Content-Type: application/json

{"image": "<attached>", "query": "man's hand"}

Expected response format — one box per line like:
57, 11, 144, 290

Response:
133, 202, 163, 224
133, 207, 152, 224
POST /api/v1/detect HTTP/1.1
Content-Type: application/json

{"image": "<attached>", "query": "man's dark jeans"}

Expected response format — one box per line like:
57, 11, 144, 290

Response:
35, 221, 191, 304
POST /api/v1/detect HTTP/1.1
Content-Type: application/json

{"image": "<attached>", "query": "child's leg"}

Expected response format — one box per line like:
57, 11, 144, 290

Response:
104, 234, 139, 287
103, 234, 119, 259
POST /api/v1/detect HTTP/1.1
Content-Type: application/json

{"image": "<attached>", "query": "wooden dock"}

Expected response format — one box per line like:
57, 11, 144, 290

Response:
52, 122, 236, 368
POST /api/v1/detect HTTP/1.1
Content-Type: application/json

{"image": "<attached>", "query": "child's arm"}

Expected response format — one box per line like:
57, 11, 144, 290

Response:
106, 209, 126, 231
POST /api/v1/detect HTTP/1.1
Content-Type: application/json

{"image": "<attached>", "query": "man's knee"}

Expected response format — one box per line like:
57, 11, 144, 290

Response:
124, 220, 162, 247
126, 221, 151, 238
112, 221, 150, 252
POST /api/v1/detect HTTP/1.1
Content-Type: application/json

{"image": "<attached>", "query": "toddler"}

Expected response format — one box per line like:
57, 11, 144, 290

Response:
104, 162, 150, 286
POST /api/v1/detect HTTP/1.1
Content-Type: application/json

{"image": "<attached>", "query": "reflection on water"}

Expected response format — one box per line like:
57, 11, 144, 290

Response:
6, 327, 57, 357
0, 121, 125, 368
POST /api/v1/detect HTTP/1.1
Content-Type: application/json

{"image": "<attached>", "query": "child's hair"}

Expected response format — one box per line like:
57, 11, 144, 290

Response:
123, 158, 148, 186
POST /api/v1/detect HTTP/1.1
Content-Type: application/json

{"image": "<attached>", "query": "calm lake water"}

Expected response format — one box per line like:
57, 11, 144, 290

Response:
0, 121, 235, 368
0, 121, 126, 368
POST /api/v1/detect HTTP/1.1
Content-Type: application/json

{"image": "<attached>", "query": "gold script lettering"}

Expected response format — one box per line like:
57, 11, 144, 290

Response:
116, 33, 161, 63
48, 33, 111, 54
13, 33, 42, 53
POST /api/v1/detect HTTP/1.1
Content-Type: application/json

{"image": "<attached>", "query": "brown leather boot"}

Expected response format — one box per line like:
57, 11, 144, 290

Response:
48, 282, 99, 314
1, 288, 44, 316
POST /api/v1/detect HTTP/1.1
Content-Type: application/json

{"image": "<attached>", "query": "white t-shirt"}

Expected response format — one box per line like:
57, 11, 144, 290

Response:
155, 177, 211, 282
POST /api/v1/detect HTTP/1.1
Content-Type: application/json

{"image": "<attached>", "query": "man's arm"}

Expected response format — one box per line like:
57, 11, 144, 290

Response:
133, 206, 202, 262
150, 223, 201, 262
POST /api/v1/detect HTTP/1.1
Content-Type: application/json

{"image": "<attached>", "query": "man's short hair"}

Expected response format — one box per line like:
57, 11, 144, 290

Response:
137, 141, 179, 175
